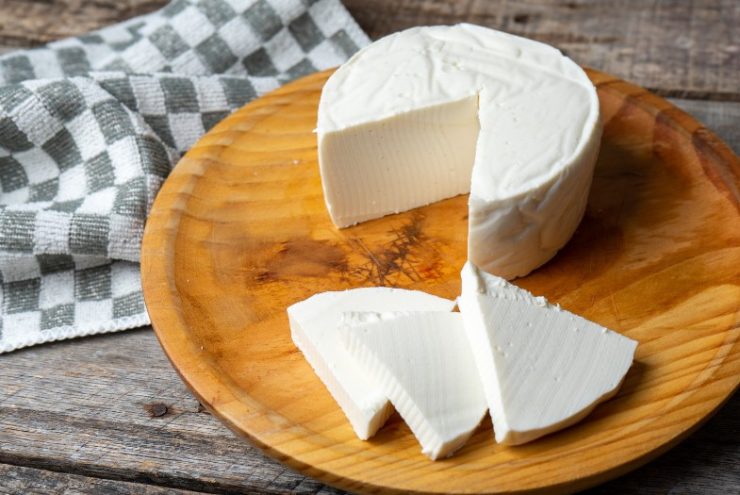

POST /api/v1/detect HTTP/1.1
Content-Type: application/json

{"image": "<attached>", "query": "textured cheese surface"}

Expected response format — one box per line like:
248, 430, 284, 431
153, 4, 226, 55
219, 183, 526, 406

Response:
341, 311, 487, 460
287, 288, 455, 440
459, 262, 637, 445
318, 24, 602, 279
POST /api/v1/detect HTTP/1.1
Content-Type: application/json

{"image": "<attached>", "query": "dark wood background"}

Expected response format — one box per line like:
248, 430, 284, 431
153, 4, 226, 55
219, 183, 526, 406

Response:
0, 1, 738, 494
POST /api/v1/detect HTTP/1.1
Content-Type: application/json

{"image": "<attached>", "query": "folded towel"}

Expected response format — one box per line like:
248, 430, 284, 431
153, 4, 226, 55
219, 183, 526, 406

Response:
0, 0, 369, 353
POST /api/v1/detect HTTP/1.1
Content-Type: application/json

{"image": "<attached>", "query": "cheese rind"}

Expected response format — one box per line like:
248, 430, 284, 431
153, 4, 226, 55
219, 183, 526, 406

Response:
340, 311, 487, 460
318, 24, 602, 279
287, 288, 455, 440
458, 262, 637, 445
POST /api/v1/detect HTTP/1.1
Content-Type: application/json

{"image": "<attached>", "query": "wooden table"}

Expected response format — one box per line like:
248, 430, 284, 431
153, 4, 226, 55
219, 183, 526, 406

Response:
1, 1, 738, 493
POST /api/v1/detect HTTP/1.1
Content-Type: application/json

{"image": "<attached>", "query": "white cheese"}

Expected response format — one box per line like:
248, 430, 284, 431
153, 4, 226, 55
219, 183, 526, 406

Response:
318, 24, 602, 279
287, 288, 455, 440
340, 311, 487, 459
458, 262, 637, 445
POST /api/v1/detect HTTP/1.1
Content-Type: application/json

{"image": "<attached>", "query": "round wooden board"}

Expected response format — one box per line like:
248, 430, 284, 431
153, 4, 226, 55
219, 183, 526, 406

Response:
141, 69, 740, 495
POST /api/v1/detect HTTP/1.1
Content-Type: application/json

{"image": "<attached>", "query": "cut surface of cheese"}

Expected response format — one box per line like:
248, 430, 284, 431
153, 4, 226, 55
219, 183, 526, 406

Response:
458, 262, 637, 445
340, 311, 487, 459
318, 24, 602, 279
287, 288, 455, 440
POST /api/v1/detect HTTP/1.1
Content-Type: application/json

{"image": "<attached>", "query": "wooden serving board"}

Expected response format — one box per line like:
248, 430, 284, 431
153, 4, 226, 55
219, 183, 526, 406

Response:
141, 69, 740, 495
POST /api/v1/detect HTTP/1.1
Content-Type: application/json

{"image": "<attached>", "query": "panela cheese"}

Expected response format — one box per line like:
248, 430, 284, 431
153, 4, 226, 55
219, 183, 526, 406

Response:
287, 288, 455, 440
459, 262, 637, 445
340, 311, 487, 460
317, 24, 601, 279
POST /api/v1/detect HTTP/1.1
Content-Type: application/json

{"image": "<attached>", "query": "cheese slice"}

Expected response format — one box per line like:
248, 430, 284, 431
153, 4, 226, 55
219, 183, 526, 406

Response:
318, 24, 602, 279
340, 311, 487, 459
287, 288, 455, 440
458, 262, 637, 444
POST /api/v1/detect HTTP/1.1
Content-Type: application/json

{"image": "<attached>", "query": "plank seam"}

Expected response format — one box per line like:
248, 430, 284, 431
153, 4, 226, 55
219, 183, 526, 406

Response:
0, 455, 230, 495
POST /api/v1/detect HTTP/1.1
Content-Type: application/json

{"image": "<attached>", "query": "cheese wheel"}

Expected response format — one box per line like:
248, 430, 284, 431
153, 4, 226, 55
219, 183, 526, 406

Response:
317, 24, 601, 279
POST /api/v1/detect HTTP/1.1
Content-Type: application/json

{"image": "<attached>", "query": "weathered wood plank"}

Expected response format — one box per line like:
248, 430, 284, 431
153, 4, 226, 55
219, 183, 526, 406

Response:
0, 0, 164, 50
343, 0, 740, 100
1, 327, 737, 494
0, 0, 737, 100
0, 1, 737, 491
0, 328, 342, 495
0, 463, 204, 495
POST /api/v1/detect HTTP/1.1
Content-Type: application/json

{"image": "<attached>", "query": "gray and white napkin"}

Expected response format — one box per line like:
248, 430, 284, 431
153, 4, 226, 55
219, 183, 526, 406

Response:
0, 0, 369, 353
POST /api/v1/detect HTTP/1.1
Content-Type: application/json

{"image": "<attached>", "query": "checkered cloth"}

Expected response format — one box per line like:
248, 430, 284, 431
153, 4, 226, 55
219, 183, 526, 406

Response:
0, 0, 369, 353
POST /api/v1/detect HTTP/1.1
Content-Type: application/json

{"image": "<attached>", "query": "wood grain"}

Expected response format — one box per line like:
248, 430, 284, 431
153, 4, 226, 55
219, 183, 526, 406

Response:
0, 328, 737, 494
140, 69, 740, 494
0, 464, 203, 495
0, 0, 163, 53
1, 1, 738, 493
0, 328, 343, 494
343, 0, 740, 101
672, 99, 740, 149
0, 0, 737, 100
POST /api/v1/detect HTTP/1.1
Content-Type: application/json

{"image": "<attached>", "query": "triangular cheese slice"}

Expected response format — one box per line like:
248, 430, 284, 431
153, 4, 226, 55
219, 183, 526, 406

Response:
459, 262, 637, 445
340, 311, 487, 459
287, 288, 455, 440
